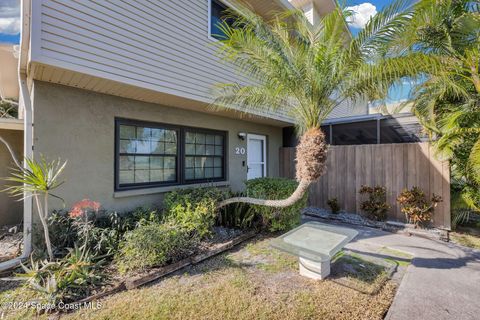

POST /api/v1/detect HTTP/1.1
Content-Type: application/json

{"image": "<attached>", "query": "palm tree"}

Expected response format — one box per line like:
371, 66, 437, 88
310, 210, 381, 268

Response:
389, 0, 480, 212
214, 0, 440, 208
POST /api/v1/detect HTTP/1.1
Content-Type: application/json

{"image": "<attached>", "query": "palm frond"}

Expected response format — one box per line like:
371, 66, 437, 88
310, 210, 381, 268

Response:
467, 137, 480, 184
3, 156, 67, 199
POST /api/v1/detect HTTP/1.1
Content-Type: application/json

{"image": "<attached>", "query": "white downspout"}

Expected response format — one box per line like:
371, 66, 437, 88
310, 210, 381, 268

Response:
19, 74, 33, 259
0, 0, 33, 271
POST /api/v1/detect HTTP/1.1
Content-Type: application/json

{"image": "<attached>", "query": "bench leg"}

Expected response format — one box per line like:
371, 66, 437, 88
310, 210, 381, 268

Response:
299, 257, 330, 280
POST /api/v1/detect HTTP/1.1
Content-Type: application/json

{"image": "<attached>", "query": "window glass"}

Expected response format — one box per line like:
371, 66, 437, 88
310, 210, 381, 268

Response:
118, 124, 177, 186
116, 121, 227, 190
184, 131, 225, 181
210, 0, 233, 40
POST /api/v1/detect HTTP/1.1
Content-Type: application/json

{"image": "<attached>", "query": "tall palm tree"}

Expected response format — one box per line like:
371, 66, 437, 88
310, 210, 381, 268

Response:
214, 0, 440, 208
389, 0, 480, 212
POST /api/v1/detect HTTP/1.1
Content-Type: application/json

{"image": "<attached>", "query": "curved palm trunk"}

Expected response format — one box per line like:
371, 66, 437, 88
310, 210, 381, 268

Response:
217, 128, 327, 209
217, 180, 311, 208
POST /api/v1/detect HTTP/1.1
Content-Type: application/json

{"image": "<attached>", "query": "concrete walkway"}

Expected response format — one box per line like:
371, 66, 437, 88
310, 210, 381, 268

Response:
305, 217, 480, 320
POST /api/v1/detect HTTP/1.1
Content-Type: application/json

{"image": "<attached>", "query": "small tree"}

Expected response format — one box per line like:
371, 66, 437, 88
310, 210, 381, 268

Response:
3, 157, 67, 261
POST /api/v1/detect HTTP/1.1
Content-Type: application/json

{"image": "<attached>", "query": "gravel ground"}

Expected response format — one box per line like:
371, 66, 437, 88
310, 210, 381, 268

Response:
302, 207, 447, 241
0, 226, 22, 263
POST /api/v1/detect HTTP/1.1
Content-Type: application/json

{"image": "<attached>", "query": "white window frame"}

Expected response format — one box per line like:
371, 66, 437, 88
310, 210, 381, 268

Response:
208, 0, 235, 42
247, 133, 267, 179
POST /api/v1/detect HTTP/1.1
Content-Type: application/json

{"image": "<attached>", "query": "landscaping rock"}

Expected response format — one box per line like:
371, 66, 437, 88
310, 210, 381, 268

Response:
302, 207, 449, 242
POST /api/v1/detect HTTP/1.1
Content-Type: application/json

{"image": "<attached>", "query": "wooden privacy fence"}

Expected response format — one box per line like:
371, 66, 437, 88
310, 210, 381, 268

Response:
279, 143, 451, 229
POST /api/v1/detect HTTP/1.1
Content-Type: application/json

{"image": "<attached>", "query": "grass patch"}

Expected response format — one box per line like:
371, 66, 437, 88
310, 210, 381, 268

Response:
59, 237, 396, 320
450, 232, 480, 250
0, 283, 42, 320
378, 247, 413, 267
243, 238, 298, 273
1, 237, 398, 320
330, 252, 394, 294
334, 253, 387, 283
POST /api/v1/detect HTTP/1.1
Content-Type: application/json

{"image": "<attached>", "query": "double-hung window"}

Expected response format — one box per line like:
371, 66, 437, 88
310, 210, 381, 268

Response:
185, 130, 225, 181
115, 119, 226, 191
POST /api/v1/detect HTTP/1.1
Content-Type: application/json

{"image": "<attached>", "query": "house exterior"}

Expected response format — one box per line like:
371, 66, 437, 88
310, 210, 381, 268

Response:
0, 0, 431, 270
0, 0, 366, 221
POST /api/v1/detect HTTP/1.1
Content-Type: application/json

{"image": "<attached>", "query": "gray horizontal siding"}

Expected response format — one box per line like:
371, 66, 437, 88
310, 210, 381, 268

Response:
327, 99, 369, 119
35, 0, 360, 121
37, 0, 252, 105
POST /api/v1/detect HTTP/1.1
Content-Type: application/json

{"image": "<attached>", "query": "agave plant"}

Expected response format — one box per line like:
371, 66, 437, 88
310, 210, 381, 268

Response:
18, 256, 60, 297
213, 0, 440, 208
17, 247, 104, 303
4, 157, 67, 261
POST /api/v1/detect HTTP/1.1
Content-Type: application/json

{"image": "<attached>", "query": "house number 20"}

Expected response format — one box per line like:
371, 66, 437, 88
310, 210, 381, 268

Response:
235, 147, 246, 155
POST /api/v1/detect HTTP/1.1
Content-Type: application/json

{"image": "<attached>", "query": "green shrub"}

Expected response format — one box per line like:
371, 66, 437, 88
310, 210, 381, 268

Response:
359, 185, 390, 221
220, 201, 259, 230
166, 203, 216, 238
115, 207, 162, 227
164, 187, 225, 211
48, 207, 161, 259
327, 198, 340, 214
244, 178, 308, 232
48, 211, 77, 255
115, 222, 197, 274
164, 187, 226, 238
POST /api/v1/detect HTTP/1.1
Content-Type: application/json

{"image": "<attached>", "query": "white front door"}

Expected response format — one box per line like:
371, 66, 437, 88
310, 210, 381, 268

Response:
247, 134, 267, 180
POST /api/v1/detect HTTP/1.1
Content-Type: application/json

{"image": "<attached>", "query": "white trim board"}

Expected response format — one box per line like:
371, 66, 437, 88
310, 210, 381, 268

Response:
0, 118, 24, 131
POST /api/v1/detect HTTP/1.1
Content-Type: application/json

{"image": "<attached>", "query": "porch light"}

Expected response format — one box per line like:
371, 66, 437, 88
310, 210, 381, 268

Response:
238, 132, 246, 140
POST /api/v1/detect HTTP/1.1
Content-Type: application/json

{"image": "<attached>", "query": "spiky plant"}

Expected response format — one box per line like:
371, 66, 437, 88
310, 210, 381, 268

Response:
214, 0, 440, 208
3, 157, 67, 261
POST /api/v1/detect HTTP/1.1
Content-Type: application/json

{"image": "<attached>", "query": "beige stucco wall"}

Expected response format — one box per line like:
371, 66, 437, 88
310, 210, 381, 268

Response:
0, 129, 23, 226
32, 81, 283, 212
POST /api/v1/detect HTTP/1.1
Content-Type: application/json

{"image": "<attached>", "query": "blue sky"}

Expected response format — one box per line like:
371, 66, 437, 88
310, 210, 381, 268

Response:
0, 33, 19, 44
345, 0, 412, 103
0, 0, 408, 103
345, 0, 394, 33
0, 0, 20, 44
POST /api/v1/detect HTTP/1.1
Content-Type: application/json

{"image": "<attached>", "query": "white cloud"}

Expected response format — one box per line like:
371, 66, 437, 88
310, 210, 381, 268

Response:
345, 3, 377, 29
0, 0, 20, 35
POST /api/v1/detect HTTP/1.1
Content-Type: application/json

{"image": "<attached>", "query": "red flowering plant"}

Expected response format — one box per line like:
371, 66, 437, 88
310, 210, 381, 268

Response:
68, 199, 101, 255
